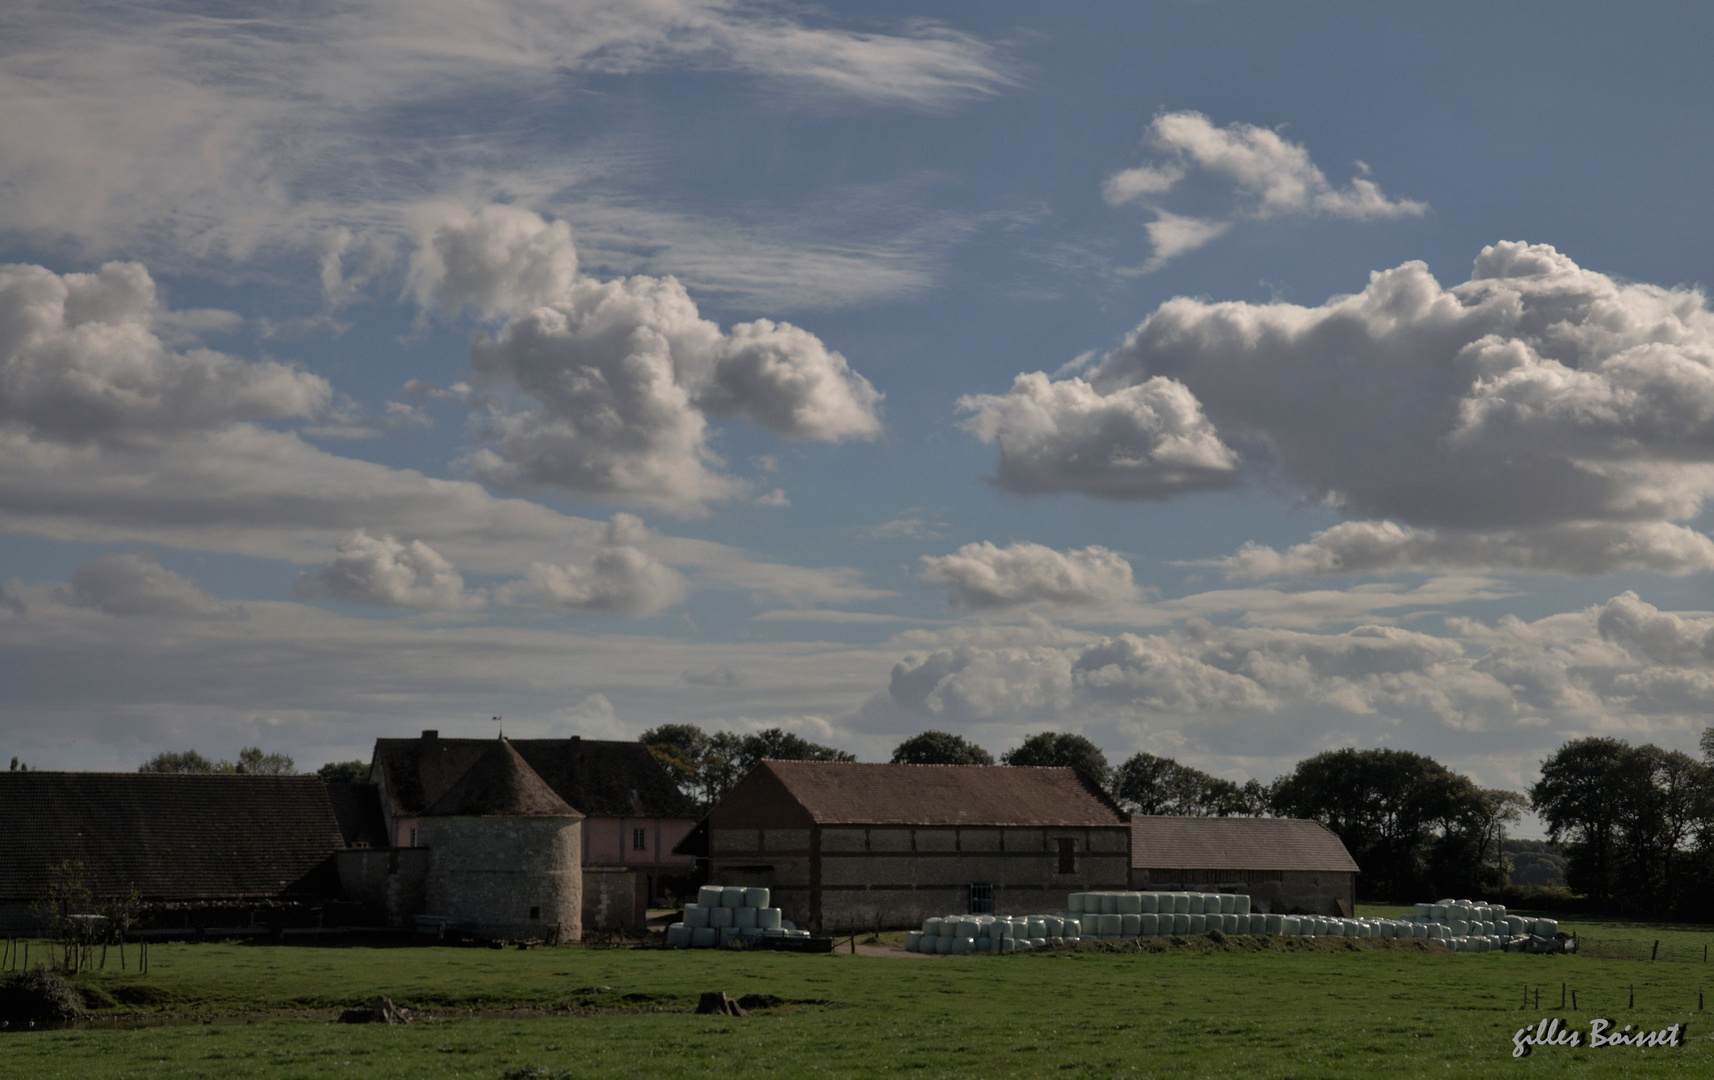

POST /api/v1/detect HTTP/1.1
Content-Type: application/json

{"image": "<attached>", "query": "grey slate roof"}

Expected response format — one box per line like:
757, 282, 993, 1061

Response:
756, 760, 1128, 827
325, 782, 389, 848
0, 772, 346, 901
371, 734, 696, 820
1129, 816, 1360, 873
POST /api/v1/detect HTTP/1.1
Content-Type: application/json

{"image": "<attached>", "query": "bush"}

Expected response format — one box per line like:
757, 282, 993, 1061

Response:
0, 970, 84, 1023
1490, 883, 1590, 913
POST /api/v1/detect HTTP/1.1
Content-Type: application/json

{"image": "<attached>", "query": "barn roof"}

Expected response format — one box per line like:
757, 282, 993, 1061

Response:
372, 734, 695, 820
422, 739, 581, 818
325, 782, 389, 848
743, 760, 1128, 827
1129, 816, 1359, 873
0, 772, 346, 902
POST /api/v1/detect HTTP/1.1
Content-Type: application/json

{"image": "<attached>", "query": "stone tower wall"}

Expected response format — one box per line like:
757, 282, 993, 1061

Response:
421, 815, 582, 942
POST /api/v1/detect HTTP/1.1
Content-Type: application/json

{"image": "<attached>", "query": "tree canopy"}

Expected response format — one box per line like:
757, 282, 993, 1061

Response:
641, 724, 855, 811
1000, 732, 1110, 788
1112, 752, 1267, 817
890, 730, 994, 766
316, 760, 370, 783
138, 747, 295, 775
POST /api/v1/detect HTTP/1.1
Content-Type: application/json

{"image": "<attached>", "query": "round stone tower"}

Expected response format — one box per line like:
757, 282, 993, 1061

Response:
418, 737, 584, 942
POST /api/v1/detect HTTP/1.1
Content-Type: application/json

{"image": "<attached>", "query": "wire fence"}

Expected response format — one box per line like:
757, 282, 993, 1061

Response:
1575, 936, 1714, 964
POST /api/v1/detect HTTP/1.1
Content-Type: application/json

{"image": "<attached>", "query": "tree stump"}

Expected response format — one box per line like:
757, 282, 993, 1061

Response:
694, 992, 748, 1017
337, 995, 412, 1024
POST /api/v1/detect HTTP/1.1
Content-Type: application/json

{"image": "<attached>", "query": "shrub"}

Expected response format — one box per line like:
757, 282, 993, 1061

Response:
0, 970, 84, 1023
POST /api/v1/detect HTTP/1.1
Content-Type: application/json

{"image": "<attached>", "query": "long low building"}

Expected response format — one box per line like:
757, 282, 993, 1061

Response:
679, 760, 1132, 933
1129, 815, 1359, 916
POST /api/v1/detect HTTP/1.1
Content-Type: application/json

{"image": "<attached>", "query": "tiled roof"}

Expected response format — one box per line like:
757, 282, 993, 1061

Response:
372, 735, 696, 820
1130, 816, 1360, 873
0, 773, 346, 901
755, 760, 1128, 827
325, 782, 389, 848
422, 739, 581, 818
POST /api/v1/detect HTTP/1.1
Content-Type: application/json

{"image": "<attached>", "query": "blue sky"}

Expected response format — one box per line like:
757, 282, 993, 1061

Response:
2, 2, 1712, 817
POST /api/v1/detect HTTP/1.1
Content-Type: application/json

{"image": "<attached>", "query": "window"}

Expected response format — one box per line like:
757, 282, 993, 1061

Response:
1057, 838, 1076, 875
632, 827, 648, 851
529, 906, 541, 920
968, 884, 994, 914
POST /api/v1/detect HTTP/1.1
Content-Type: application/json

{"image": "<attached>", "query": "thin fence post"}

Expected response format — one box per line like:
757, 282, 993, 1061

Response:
1629, 984, 1635, 1009
1572, 989, 1577, 1010
1561, 983, 1566, 1009
1653, 940, 1659, 961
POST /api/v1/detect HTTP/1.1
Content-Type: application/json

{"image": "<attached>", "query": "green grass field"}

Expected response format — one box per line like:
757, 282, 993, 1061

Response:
3, 909, 1711, 1078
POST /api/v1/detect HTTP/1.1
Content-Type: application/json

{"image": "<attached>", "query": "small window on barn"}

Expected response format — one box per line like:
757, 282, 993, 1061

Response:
1057, 838, 1076, 874
968, 884, 994, 914
529, 906, 541, 920
633, 827, 648, 851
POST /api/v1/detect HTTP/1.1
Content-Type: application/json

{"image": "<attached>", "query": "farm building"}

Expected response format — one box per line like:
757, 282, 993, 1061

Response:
678, 760, 1131, 933
1128, 816, 1359, 916
367, 731, 699, 928
0, 771, 349, 932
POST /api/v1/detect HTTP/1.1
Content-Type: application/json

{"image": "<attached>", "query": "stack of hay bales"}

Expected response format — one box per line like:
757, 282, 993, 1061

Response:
665, 885, 810, 948
897, 891, 1566, 955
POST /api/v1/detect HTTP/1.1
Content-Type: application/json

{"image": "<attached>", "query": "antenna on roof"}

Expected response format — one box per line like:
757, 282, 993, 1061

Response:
492, 715, 503, 739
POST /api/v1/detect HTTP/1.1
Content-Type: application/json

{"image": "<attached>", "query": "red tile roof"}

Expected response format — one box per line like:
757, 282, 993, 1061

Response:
1130, 816, 1359, 873
754, 760, 1127, 827
422, 739, 581, 818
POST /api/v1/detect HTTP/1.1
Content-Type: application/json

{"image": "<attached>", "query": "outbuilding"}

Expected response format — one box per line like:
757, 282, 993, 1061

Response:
1128, 815, 1359, 916
682, 760, 1130, 933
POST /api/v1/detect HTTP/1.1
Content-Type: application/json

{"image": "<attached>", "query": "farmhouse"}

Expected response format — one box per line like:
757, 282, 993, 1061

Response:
678, 760, 1131, 933
1129, 815, 1359, 916
367, 731, 699, 928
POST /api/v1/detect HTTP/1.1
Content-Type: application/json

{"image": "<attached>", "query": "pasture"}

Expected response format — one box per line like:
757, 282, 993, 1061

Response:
2, 910, 1710, 1078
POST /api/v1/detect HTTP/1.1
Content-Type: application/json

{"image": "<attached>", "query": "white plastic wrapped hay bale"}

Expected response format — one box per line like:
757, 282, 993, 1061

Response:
905, 931, 924, 951
699, 885, 724, 907
1096, 892, 1117, 914
1234, 895, 1250, 916
668, 923, 693, 947
744, 887, 770, 908
1095, 913, 1118, 937
1119, 913, 1140, 936
1184, 893, 1204, 915
721, 886, 745, 908
1493, 903, 1507, 919
1413, 903, 1430, 921
1537, 918, 1558, 936
709, 907, 734, 929
1118, 892, 1142, 915
1138, 892, 1158, 914
1264, 914, 1282, 934
924, 916, 944, 935
1166, 893, 1186, 914
1277, 916, 1297, 935
1135, 913, 1155, 936
719, 926, 740, 946
684, 905, 709, 929
1505, 916, 1523, 935
1180, 914, 1200, 934
948, 936, 972, 955
692, 927, 718, 947
734, 906, 758, 929
1067, 892, 1087, 913
1215, 893, 1233, 915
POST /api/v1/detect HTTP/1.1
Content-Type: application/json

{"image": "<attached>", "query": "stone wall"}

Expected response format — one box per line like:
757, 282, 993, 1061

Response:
420, 815, 582, 942
335, 847, 429, 927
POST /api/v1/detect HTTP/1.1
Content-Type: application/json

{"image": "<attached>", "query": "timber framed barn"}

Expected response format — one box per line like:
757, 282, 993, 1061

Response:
1129, 815, 1359, 916
677, 760, 1131, 933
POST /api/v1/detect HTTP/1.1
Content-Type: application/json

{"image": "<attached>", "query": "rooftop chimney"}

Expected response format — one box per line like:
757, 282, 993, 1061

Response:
422, 729, 439, 741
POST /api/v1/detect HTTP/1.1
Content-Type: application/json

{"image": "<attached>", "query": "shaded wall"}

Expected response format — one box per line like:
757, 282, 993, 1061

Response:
1131, 867, 1356, 916
709, 824, 1131, 933
335, 848, 430, 927
582, 866, 646, 932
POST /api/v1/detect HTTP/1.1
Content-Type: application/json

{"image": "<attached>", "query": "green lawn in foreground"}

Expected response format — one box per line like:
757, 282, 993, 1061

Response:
1, 912, 1709, 1079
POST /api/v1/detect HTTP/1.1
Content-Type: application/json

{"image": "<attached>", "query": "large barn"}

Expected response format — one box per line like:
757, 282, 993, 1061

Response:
0, 771, 350, 932
679, 760, 1131, 933
1128, 815, 1359, 916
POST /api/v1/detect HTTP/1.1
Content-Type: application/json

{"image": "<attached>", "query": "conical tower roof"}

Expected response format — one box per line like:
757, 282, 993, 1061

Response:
422, 738, 582, 818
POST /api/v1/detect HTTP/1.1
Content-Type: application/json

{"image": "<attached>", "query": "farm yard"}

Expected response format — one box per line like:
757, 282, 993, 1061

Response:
2, 911, 1710, 1079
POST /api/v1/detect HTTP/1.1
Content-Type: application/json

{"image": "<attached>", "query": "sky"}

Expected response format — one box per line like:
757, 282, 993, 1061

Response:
2, 2, 1712, 823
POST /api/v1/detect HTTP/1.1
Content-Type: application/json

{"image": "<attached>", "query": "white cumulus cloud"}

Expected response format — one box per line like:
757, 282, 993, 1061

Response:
1103, 111, 1425, 269
294, 530, 480, 611
972, 242, 1714, 575
921, 541, 1138, 610
498, 514, 687, 617
64, 551, 237, 618
956, 371, 1240, 498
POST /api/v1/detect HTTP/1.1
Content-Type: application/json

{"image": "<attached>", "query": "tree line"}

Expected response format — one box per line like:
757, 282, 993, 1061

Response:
643, 723, 1714, 912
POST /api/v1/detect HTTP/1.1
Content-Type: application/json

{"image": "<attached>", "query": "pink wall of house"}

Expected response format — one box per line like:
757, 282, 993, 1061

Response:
581, 816, 696, 868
